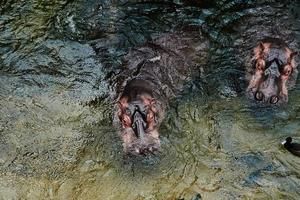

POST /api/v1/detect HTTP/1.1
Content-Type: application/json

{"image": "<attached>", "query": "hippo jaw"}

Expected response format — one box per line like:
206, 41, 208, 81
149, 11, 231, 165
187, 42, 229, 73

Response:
120, 127, 160, 155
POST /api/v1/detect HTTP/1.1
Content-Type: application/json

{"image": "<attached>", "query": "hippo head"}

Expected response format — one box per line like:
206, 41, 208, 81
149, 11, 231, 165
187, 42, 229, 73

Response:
247, 39, 298, 105
117, 94, 160, 155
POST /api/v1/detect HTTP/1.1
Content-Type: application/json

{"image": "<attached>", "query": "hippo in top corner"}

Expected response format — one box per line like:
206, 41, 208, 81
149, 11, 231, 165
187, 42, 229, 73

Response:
246, 38, 298, 105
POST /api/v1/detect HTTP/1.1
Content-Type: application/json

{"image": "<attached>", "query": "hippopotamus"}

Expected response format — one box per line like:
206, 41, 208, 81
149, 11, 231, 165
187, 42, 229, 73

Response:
117, 78, 164, 155
246, 38, 298, 105
114, 32, 208, 155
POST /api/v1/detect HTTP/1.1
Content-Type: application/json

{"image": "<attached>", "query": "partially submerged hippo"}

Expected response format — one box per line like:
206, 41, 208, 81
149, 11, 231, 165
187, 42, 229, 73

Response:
114, 32, 208, 155
246, 38, 298, 105
117, 79, 164, 155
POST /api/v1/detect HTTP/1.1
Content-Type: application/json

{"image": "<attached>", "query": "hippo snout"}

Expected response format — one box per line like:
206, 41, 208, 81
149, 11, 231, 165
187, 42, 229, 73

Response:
126, 136, 160, 156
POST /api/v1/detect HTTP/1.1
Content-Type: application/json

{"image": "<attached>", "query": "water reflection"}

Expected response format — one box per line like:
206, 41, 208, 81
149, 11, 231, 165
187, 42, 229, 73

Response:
0, 0, 300, 199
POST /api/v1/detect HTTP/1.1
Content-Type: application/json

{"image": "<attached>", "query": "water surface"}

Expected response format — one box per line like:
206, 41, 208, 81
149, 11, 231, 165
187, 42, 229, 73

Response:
0, 0, 300, 199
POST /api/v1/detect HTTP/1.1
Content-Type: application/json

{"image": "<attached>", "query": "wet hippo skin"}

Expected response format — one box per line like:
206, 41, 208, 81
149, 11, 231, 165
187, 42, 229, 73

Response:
117, 79, 163, 155
246, 38, 298, 105
114, 32, 208, 155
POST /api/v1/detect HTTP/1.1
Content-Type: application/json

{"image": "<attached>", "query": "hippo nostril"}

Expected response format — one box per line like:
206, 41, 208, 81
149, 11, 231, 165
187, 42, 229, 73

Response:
255, 91, 264, 101
270, 95, 279, 104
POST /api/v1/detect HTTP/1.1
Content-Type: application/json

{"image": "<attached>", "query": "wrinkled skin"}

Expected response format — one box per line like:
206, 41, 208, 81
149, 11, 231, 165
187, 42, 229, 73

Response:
114, 32, 208, 155
246, 38, 298, 105
117, 79, 162, 155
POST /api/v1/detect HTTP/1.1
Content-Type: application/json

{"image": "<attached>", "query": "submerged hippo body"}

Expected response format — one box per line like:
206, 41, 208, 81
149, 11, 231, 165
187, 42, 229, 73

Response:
246, 38, 298, 105
115, 32, 208, 155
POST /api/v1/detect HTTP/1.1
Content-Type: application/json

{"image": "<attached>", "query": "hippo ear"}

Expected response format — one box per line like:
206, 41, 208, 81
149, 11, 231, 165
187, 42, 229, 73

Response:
118, 97, 128, 110
290, 51, 298, 59
253, 42, 266, 60
259, 42, 265, 51
288, 51, 298, 65
258, 42, 267, 56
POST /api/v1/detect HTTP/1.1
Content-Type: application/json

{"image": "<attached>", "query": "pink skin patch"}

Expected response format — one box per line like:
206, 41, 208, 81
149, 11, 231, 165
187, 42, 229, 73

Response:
278, 51, 297, 99
247, 41, 297, 103
117, 94, 160, 154
247, 42, 270, 92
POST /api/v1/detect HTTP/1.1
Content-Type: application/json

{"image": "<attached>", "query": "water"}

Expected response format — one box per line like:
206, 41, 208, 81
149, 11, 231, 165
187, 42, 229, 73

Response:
0, 0, 300, 199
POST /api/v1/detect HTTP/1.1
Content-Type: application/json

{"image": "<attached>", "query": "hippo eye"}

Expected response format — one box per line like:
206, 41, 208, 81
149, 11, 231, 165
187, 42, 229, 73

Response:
122, 115, 132, 127
125, 108, 131, 115
148, 113, 154, 121
146, 112, 156, 126
255, 59, 265, 70
255, 91, 264, 101
284, 66, 293, 76
270, 95, 279, 104
280, 64, 292, 76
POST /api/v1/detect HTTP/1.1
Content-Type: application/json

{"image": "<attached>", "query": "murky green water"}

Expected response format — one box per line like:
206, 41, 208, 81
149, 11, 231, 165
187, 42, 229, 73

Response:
1, 0, 300, 199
